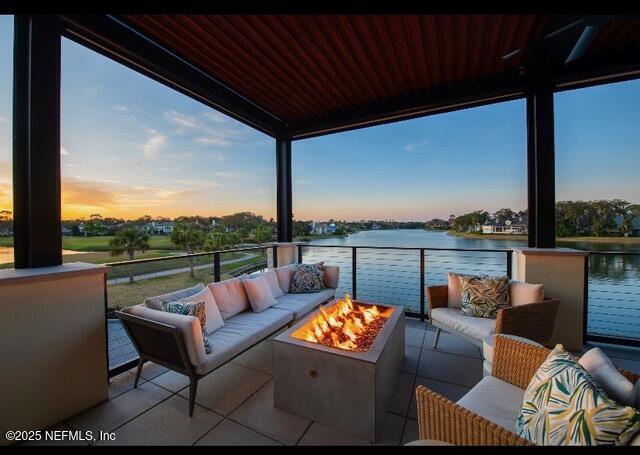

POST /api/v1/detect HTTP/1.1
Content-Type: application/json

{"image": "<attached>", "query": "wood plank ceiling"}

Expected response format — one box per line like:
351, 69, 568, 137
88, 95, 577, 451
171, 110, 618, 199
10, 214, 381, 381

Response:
122, 15, 639, 127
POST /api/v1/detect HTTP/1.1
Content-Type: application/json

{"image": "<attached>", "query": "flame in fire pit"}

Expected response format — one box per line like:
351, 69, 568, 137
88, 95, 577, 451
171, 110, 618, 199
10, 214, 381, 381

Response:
291, 294, 393, 352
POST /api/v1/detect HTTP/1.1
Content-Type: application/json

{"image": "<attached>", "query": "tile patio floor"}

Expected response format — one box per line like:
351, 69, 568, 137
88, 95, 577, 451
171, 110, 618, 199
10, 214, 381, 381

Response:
41, 318, 640, 446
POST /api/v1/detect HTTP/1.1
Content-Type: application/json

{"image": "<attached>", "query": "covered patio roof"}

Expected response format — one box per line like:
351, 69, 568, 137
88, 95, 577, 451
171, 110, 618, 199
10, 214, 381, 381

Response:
60, 14, 640, 138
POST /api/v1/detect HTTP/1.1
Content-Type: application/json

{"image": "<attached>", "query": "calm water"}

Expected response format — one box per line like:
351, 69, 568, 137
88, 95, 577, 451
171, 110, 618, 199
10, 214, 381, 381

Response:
301, 230, 640, 340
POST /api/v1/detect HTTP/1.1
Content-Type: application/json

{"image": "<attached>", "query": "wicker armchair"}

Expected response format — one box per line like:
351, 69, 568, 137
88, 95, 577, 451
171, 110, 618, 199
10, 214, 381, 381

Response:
415, 336, 640, 446
426, 284, 560, 347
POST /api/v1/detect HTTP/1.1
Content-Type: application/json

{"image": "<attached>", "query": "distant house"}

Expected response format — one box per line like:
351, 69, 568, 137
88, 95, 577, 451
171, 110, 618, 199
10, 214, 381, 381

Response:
482, 215, 528, 235
612, 215, 640, 237
144, 221, 174, 236
311, 221, 338, 235
61, 225, 73, 236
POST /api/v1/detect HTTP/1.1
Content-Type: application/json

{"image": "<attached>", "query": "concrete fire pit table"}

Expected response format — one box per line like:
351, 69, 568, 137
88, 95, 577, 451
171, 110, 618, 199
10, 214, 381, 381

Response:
273, 299, 405, 443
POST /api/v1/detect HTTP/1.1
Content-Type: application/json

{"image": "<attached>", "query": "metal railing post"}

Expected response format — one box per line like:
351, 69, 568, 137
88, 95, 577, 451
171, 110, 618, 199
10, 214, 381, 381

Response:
298, 245, 303, 263
506, 250, 513, 279
420, 249, 425, 321
583, 254, 589, 346
213, 252, 221, 282
352, 247, 357, 299
272, 245, 278, 267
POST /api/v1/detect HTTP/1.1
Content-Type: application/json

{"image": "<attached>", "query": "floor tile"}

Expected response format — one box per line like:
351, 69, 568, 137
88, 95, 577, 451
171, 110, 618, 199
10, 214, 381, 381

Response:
96, 395, 223, 446
375, 413, 405, 446
196, 419, 281, 446
405, 328, 426, 348
298, 423, 371, 446
424, 331, 482, 359
22, 423, 90, 446
151, 370, 190, 393
231, 340, 274, 374
408, 376, 471, 419
402, 346, 421, 375
404, 318, 427, 331
129, 361, 169, 381
387, 372, 415, 416
400, 418, 419, 446
417, 349, 483, 387
66, 381, 172, 434
108, 372, 145, 400
230, 380, 311, 446
178, 363, 271, 416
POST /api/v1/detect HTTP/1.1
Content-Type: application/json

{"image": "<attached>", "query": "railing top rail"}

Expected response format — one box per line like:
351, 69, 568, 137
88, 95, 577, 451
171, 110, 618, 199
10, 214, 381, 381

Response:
104, 245, 269, 267
300, 243, 513, 253
587, 250, 640, 256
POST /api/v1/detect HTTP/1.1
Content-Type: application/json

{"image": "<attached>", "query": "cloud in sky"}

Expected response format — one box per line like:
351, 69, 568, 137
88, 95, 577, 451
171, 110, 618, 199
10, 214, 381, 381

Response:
163, 109, 200, 132
142, 131, 167, 158
195, 136, 231, 147
61, 147, 69, 156
0, 116, 8, 124
112, 105, 130, 112
404, 139, 430, 152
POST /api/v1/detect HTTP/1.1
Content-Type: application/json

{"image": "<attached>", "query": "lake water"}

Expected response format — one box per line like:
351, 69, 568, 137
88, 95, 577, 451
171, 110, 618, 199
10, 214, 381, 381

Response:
300, 230, 640, 341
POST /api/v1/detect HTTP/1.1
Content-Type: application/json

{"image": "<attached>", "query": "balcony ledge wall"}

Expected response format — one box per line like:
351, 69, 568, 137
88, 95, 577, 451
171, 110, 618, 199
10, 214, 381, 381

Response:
0, 262, 109, 444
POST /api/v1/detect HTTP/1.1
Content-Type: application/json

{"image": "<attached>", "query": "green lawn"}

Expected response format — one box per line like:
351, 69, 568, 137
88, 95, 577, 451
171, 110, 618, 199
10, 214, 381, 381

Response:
106, 254, 266, 310
0, 235, 178, 251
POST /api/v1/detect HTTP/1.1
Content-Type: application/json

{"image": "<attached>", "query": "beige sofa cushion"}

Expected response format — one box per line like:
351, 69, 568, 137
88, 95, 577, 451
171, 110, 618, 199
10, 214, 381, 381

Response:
431, 307, 495, 341
208, 275, 250, 320
457, 376, 524, 432
177, 286, 224, 335
509, 281, 544, 306
144, 283, 205, 310
447, 272, 464, 308
274, 264, 297, 294
124, 304, 206, 367
579, 347, 636, 407
323, 265, 340, 289
274, 288, 335, 319
196, 308, 293, 375
262, 270, 284, 298
242, 274, 278, 313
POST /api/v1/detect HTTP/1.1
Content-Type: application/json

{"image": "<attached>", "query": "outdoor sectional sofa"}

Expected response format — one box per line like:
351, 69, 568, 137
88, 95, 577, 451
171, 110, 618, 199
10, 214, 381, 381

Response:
116, 263, 339, 415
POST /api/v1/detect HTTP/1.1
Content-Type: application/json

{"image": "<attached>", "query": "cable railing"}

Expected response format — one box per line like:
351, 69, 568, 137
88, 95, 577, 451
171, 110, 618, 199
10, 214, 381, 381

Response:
103, 243, 640, 377
585, 251, 640, 346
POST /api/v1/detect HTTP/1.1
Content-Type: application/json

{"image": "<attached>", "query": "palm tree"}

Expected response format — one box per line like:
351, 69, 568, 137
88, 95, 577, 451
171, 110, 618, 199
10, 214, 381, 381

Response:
171, 222, 206, 278
109, 227, 150, 282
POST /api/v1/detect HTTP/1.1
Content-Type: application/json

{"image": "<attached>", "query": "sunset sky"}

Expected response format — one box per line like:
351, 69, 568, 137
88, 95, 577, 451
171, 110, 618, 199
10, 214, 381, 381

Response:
0, 15, 638, 222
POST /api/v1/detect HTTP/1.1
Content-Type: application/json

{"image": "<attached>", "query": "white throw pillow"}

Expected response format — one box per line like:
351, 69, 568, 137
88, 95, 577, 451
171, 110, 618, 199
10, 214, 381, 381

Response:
262, 270, 284, 298
208, 275, 250, 320
509, 281, 544, 306
579, 347, 635, 407
242, 275, 278, 313
177, 286, 224, 335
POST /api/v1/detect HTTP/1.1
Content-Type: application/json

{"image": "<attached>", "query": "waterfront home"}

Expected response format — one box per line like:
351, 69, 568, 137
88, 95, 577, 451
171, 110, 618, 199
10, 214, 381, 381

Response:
143, 221, 174, 236
482, 215, 528, 235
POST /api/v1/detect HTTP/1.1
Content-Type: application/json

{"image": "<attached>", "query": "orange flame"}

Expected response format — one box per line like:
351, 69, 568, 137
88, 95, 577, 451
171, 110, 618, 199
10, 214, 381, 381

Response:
292, 294, 393, 352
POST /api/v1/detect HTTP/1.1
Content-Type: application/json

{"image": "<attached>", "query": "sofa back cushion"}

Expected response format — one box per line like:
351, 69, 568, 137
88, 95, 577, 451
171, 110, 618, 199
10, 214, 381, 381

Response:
242, 275, 278, 312
447, 272, 466, 308
579, 347, 636, 407
516, 344, 640, 445
208, 275, 250, 320
177, 286, 224, 335
144, 283, 205, 310
274, 264, 297, 294
323, 265, 340, 289
509, 281, 544, 306
262, 270, 284, 298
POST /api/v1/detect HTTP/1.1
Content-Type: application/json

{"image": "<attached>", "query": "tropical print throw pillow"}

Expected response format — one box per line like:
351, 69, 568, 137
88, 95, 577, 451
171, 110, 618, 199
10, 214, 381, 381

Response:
161, 300, 212, 354
516, 344, 640, 445
459, 275, 510, 318
289, 263, 326, 294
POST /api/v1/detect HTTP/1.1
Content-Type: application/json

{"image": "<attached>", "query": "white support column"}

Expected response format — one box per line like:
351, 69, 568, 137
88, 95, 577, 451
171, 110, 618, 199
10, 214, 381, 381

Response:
512, 248, 589, 351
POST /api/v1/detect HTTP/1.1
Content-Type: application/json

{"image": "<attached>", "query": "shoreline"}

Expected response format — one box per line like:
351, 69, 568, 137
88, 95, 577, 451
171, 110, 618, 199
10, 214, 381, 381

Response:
445, 230, 640, 244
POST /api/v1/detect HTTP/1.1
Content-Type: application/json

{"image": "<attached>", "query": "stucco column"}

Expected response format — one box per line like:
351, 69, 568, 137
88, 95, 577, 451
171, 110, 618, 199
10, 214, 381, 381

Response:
267, 242, 303, 268
511, 248, 589, 351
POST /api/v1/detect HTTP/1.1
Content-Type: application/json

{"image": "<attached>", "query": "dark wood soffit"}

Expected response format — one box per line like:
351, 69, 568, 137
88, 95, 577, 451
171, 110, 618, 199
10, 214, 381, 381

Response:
122, 14, 548, 125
